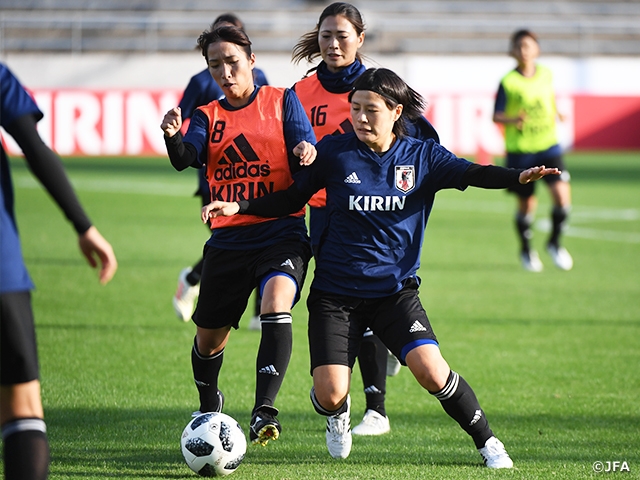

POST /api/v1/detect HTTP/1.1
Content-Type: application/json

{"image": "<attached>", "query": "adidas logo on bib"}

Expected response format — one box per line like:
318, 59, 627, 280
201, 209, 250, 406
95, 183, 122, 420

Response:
409, 320, 427, 333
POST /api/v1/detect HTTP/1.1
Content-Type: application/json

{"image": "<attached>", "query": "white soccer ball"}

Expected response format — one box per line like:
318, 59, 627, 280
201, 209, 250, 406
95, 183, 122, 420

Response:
181, 412, 247, 477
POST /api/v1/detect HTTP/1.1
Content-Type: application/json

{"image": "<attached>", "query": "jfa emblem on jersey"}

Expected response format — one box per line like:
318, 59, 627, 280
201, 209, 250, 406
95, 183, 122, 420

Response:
395, 166, 415, 193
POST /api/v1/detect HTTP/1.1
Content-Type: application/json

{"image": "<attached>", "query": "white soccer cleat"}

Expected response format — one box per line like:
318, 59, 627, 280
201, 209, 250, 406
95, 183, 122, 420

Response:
325, 395, 352, 459
547, 244, 573, 271
248, 315, 262, 331
520, 249, 543, 272
478, 436, 513, 469
352, 409, 390, 436
386, 350, 401, 377
173, 268, 199, 321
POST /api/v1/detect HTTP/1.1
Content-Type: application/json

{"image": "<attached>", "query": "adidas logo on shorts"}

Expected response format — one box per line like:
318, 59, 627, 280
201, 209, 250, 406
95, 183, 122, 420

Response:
409, 320, 427, 333
280, 258, 295, 270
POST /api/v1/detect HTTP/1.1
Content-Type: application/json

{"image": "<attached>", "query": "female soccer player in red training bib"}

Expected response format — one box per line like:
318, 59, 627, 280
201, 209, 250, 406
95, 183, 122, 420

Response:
203, 67, 561, 467
161, 24, 316, 447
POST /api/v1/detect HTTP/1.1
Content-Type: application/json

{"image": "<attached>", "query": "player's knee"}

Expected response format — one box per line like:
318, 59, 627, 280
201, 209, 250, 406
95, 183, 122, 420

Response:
195, 328, 228, 355
310, 386, 348, 414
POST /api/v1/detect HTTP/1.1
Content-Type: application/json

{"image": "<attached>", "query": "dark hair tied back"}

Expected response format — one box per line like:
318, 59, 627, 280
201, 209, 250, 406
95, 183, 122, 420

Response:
197, 24, 252, 62
349, 68, 426, 138
292, 2, 366, 66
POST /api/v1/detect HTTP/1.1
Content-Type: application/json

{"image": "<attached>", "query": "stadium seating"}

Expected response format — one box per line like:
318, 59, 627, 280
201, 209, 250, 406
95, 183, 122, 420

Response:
1, 0, 639, 55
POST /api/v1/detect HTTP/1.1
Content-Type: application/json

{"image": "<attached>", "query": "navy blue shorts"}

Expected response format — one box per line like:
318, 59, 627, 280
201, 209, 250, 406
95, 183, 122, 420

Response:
505, 144, 569, 198
1, 291, 40, 385
306, 278, 438, 374
193, 239, 312, 329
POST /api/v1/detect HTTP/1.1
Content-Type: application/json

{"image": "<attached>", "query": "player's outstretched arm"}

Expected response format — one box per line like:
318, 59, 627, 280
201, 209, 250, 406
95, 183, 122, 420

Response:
78, 226, 118, 285
518, 165, 561, 184
6, 113, 118, 285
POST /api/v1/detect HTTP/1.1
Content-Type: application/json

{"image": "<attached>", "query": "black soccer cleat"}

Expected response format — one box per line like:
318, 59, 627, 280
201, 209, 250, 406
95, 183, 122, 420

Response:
249, 405, 281, 446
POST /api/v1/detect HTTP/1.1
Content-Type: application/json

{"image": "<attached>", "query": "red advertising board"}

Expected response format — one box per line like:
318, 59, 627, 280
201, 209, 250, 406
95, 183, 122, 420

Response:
2, 89, 639, 156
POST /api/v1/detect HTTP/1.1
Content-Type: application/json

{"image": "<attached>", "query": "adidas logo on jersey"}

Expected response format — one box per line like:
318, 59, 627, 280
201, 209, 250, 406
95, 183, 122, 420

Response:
280, 259, 295, 270
344, 172, 361, 184
408, 321, 427, 333
258, 365, 280, 376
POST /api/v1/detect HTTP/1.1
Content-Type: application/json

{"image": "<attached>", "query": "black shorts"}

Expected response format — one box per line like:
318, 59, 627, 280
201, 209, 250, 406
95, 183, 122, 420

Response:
1, 291, 40, 385
193, 239, 312, 330
306, 278, 438, 374
506, 146, 570, 198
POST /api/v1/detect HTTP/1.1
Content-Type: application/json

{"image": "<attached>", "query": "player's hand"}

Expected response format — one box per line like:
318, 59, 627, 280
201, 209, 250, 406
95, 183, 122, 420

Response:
202, 201, 240, 222
293, 140, 317, 166
161, 107, 182, 137
519, 165, 561, 184
78, 226, 118, 285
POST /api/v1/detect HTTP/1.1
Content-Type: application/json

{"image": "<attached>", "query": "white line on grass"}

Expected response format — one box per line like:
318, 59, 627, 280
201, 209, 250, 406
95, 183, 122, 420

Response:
437, 199, 640, 244
536, 219, 640, 244
16, 177, 640, 244
14, 176, 192, 197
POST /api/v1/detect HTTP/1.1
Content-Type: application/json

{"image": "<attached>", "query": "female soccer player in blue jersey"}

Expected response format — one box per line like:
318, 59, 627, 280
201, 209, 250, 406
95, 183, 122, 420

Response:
161, 25, 316, 447
172, 13, 269, 329
0, 62, 117, 480
291, 2, 439, 437
493, 29, 573, 272
203, 67, 561, 467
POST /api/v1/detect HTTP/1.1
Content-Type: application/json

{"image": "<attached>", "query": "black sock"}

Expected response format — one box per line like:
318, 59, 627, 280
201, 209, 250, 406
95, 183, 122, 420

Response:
191, 338, 224, 412
254, 313, 292, 411
549, 206, 570, 247
187, 258, 204, 285
358, 334, 387, 417
2, 418, 49, 480
310, 387, 349, 416
515, 212, 533, 252
430, 371, 494, 449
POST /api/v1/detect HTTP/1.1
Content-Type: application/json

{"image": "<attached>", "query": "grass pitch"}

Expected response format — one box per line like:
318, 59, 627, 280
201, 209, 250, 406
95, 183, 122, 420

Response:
4, 151, 640, 479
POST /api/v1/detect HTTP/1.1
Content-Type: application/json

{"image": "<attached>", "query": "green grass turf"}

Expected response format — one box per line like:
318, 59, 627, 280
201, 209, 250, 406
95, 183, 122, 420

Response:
4, 151, 639, 479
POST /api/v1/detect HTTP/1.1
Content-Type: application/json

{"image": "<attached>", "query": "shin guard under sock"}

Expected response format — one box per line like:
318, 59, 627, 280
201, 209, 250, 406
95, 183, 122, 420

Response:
358, 334, 387, 417
515, 212, 534, 252
254, 313, 292, 410
431, 371, 494, 449
187, 258, 204, 285
2, 418, 49, 480
191, 339, 224, 412
549, 205, 570, 247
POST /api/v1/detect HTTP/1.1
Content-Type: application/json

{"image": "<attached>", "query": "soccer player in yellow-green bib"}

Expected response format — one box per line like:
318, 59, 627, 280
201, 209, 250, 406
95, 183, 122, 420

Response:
493, 29, 573, 272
